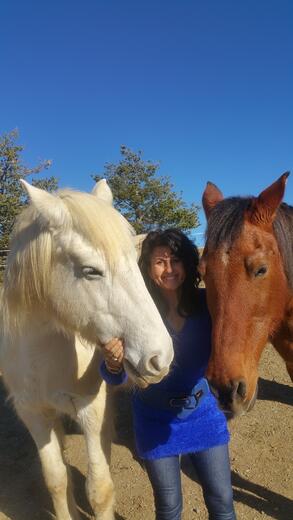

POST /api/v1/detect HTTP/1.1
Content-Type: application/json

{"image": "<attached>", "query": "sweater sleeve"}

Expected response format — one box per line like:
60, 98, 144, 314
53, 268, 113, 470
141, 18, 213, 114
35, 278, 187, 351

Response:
99, 360, 128, 386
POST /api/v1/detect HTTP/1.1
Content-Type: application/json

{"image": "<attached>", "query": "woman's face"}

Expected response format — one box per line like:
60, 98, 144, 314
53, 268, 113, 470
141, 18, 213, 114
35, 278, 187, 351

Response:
149, 246, 186, 293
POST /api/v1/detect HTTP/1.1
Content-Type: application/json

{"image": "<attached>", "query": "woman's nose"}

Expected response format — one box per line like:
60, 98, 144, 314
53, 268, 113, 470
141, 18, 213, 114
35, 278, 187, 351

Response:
164, 260, 173, 273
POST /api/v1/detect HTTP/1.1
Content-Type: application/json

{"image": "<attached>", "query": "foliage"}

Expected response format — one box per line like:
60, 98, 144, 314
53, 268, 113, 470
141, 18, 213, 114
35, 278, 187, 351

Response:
93, 146, 199, 234
0, 130, 58, 250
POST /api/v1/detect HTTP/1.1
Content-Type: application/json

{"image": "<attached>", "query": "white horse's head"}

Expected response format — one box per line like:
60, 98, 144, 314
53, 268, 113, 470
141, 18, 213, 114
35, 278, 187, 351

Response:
4, 180, 173, 386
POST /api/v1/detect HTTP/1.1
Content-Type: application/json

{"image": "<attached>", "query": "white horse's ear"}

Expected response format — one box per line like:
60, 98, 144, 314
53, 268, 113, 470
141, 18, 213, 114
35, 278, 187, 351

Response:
20, 179, 70, 228
92, 179, 113, 205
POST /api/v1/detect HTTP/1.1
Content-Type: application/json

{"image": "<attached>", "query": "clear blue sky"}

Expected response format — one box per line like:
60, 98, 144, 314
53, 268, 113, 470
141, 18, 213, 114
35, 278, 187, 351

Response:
1, 0, 292, 245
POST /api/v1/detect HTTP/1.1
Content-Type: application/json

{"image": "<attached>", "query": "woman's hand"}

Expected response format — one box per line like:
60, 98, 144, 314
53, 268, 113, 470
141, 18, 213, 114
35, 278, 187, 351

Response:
102, 338, 124, 374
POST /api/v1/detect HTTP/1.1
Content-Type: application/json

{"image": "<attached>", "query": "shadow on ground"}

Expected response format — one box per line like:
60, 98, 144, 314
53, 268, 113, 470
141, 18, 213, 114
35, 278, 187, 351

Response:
113, 386, 293, 520
257, 377, 293, 406
0, 378, 96, 519
181, 455, 293, 520
0, 377, 292, 519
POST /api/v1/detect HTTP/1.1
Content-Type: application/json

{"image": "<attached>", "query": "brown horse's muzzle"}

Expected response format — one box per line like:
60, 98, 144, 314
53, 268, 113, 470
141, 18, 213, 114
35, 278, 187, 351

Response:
206, 372, 259, 417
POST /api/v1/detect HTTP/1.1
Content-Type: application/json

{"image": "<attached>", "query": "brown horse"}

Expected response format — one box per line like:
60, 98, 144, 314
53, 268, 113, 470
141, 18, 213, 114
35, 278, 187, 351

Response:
200, 172, 293, 416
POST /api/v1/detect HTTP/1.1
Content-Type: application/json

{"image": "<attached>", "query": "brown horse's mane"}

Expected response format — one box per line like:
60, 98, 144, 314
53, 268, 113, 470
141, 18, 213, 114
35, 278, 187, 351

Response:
206, 197, 293, 288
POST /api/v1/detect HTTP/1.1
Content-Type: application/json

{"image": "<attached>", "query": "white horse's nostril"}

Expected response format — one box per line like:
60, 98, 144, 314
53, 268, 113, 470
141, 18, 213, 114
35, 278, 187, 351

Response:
148, 355, 162, 373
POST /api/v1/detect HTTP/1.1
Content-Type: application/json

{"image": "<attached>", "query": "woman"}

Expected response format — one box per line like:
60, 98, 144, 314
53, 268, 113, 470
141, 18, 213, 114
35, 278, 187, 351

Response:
100, 229, 236, 520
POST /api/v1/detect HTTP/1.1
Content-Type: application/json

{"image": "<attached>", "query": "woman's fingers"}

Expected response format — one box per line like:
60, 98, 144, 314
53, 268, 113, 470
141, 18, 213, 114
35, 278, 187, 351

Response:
110, 344, 124, 359
115, 350, 124, 363
102, 338, 124, 372
103, 338, 121, 353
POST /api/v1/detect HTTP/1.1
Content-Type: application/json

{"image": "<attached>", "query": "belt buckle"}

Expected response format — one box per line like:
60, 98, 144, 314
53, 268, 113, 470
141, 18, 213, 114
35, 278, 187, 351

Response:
193, 389, 203, 402
169, 397, 190, 409
169, 389, 203, 410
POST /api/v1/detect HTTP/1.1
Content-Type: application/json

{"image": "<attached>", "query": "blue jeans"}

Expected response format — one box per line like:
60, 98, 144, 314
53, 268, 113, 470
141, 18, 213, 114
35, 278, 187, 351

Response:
144, 444, 236, 520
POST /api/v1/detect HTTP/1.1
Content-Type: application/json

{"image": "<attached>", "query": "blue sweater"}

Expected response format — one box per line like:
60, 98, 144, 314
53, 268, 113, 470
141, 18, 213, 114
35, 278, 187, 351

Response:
100, 295, 229, 460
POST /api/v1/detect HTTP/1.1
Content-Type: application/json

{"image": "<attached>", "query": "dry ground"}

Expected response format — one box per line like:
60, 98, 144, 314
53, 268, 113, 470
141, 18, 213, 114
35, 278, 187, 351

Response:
0, 345, 292, 520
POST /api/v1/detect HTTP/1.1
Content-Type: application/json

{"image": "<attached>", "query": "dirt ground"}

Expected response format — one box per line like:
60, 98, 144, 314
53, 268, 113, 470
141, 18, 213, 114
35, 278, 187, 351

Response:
0, 344, 292, 520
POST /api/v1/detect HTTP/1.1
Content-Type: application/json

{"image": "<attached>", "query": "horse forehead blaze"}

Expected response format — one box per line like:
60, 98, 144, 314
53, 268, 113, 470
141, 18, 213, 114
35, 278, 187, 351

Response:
204, 220, 282, 280
205, 223, 287, 325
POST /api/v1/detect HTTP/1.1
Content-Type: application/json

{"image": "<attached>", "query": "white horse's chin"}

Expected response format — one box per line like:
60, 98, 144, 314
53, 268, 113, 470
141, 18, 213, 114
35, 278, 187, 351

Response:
123, 360, 169, 388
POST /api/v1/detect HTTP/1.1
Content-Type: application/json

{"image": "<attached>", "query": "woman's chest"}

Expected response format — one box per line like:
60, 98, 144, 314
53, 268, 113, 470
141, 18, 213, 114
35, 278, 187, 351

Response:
170, 316, 212, 371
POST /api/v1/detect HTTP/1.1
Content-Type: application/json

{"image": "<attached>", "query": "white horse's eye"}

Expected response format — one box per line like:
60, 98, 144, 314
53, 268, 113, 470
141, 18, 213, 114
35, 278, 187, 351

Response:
82, 266, 104, 279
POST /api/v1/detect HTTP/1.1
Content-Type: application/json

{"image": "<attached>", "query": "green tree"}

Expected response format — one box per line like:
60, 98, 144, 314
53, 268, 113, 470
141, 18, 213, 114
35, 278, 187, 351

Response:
93, 146, 199, 234
0, 129, 58, 250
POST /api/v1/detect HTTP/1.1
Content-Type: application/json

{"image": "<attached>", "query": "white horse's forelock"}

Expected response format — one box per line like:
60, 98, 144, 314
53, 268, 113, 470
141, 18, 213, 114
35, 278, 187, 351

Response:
59, 189, 135, 263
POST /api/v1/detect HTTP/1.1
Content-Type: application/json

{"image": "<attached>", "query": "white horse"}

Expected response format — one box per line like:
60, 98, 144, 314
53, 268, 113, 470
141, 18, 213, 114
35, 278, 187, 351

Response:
0, 179, 173, 520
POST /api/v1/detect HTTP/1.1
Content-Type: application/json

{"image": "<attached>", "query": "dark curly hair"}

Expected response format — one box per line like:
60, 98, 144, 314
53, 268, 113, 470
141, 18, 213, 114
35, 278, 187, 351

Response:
138, 228, 201, 318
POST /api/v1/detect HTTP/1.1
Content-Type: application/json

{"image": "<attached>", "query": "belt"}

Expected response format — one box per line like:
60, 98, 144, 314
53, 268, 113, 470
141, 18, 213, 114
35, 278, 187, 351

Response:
137, 378, 209, 419
169, 389, 204, 409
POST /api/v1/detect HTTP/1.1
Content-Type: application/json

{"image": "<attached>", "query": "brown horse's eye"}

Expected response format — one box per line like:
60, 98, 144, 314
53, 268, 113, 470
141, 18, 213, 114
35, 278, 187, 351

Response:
254, 266, 267, 277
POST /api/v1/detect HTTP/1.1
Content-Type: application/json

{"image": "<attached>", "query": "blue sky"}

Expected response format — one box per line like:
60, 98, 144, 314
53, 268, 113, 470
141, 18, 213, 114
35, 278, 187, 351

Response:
1, 0, 292, 245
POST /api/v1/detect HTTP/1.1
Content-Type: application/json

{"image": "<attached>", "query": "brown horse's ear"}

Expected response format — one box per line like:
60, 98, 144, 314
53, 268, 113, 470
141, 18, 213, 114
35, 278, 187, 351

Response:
249, 172, 290, 226
202, 182, 224, 219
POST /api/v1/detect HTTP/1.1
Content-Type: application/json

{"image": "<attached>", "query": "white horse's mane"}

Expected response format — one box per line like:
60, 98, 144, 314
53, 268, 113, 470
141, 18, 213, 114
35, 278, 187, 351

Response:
3, 188, 134, 331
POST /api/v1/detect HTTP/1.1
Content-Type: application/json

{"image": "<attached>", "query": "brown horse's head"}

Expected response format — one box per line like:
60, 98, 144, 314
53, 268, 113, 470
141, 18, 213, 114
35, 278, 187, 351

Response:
201, 173, 291, 416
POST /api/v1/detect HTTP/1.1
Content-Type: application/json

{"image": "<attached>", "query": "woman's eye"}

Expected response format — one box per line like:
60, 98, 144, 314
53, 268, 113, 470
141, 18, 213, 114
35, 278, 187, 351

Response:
254, 266, 267, 278
82, 266, 104, 278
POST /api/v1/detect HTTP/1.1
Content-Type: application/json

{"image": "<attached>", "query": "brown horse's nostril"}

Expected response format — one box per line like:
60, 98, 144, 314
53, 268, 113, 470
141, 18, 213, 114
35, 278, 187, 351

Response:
233, 379, 247, 400
209, 379, 247, 412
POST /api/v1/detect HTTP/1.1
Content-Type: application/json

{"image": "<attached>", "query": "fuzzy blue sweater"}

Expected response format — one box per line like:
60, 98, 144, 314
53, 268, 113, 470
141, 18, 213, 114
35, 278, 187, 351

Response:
100, 294, 229, 460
